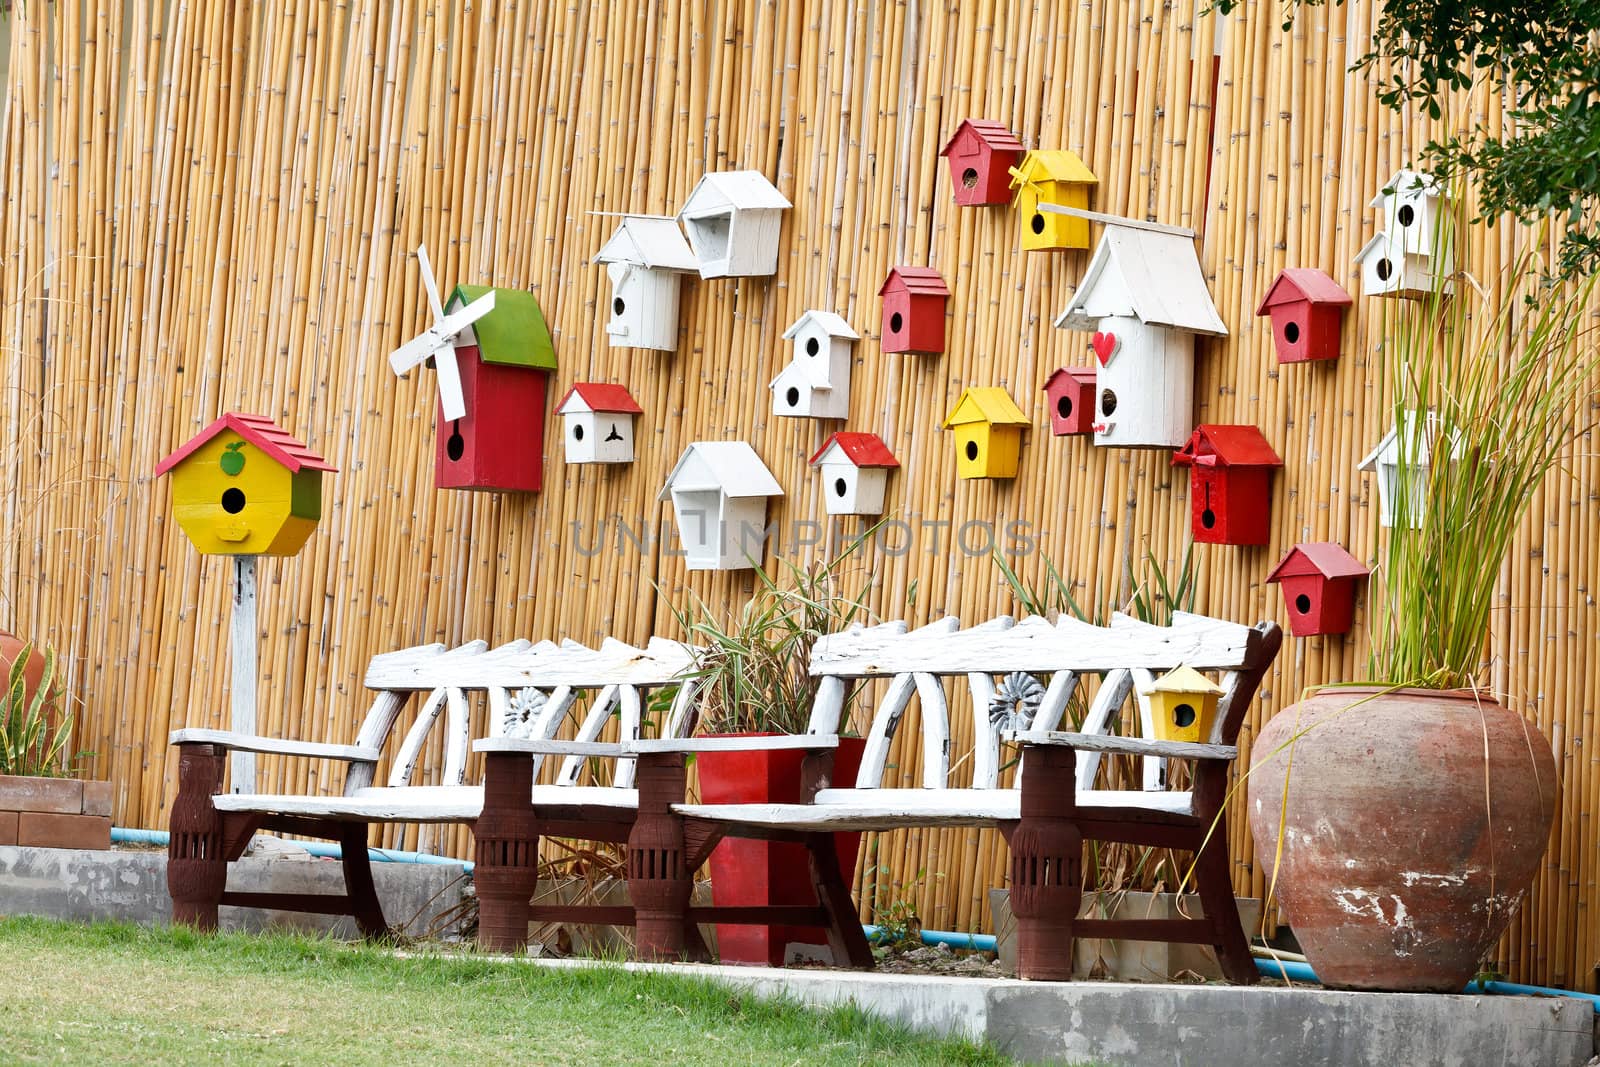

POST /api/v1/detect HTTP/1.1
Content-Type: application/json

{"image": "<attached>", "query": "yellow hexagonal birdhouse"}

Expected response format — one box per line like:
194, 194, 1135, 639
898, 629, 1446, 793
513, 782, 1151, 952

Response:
155, 413, 336, 557
942, 387, 1031, 479
1139, 665, 1224, 744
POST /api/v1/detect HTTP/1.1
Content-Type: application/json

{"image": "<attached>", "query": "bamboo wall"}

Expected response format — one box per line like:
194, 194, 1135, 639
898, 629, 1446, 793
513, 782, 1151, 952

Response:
0, 0, 1592, 988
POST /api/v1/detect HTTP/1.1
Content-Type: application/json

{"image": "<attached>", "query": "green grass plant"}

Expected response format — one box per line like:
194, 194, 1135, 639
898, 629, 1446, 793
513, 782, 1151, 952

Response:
0, 641, 78, 777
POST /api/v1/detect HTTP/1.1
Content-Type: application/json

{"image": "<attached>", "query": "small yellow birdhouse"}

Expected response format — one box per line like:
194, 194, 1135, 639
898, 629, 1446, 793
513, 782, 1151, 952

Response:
1009, 150, 1098, 251
1140, 666, 1224, 744
942, 387, 1031, 480
155, 413, 336, 557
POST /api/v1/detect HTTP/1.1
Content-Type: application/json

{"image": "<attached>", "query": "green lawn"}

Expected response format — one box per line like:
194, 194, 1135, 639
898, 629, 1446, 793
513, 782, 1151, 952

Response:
0, 917, 1012, 1065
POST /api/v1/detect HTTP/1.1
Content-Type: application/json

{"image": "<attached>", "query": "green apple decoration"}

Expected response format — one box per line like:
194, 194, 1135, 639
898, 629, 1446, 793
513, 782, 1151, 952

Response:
220, 441, 247, 476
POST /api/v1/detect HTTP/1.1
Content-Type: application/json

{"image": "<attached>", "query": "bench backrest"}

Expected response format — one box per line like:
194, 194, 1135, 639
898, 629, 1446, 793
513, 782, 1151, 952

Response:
347, 636, 702, 792
802, 612, 1279, 792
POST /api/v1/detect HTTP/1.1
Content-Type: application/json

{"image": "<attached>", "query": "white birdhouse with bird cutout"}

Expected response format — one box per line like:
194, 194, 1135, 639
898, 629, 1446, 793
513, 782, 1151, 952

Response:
556, 384, 643, 465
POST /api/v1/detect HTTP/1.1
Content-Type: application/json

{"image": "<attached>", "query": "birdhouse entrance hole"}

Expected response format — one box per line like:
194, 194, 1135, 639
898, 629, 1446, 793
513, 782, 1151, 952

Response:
961, 167, 979, 188
1031, 213, 1045, 234
1173, 703, 1197, 728
965, 440, 979, 461
1101, 389, 1117, 416
834, 477, 848, 497
613, 297, 625, 316
1375, 258, 1393, 281
1294, 593, 1312, 614
1201, 508, 1216, 529
1057, 395, 1073, 419
572, 423, 585, 441
221, 488, 246, 514
785, 387, 800, 407
889, 311, 904, 334
1284, 321, 1300, 344
446, 424, 465, 462
805, 337, 820, 356
1398, 204, 1415, 227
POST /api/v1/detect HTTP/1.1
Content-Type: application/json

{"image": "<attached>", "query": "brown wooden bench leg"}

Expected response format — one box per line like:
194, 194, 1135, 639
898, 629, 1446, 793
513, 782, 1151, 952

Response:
474, 752, 542, 952
1009, 744, 1082, 981
1193, 823, 1258, 984
628, 752, 692, 962
806, 832, 874, 969
337, 823, 390, 939
168, 743, 228, 930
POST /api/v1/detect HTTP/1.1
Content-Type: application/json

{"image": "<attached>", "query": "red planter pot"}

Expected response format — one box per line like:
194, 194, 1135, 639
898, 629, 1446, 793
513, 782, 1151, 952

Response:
697, 736, 867, 966
1247, 687, 1556, 991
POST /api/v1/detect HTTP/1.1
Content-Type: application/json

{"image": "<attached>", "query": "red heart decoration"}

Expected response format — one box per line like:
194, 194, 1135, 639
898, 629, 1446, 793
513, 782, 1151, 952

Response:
1091, 331, 1119, 366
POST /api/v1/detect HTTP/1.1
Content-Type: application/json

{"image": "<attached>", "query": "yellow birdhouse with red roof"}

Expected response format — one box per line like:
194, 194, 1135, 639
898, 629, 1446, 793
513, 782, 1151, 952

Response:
155, 413, 336, 557
1139, 666, 1224, 744
942, 387, 1031, 479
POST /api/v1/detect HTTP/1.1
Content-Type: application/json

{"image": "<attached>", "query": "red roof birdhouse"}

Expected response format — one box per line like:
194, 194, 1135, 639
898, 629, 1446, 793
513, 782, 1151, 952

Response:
1042, 367, 1097, 436
1172, 425, 1283, 546
810, 431, 899, 515
939, 119, 1026, 207
1266, 542, 1370, 637
1255, 268, 1352, 364
879, 267, 950, 355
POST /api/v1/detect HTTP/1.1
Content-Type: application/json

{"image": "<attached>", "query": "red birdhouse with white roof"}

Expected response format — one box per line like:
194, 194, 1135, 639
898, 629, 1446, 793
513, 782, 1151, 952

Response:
1172, 425, 1283, 546
938, 119, 1026, 207
879, 267, 950, 355
1255, 268, 1352, 364
1266, 542, 1370, 637
1042, 368, 1097, 436
809, 432, 898, 515
556, 383, 643, 464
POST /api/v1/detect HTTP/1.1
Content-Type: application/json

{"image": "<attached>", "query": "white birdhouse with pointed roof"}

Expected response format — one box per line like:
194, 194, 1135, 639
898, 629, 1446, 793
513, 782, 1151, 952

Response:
1054, 218, 1228, 449
658, 442, 785, 570
809, 431, 899, 515
1372, 169, 1446, 255
1354, 229, 1455, 300
770, 310, 859, 420
555, 384, 644, 464
1359, 410, 1463, 528
677, 171, 792, 278
594, 214, 699, 351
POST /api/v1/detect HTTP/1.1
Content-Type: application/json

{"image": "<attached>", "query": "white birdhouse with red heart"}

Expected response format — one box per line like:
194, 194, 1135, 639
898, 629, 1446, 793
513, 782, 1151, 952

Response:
1054, 219, 1228, 449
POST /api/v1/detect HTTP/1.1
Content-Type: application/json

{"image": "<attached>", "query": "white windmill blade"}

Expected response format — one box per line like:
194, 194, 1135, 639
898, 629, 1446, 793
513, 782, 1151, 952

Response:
435, 343, 467, 422
388, 329, 450, 374
416, 243, 446, 321
435, 287, 497, 338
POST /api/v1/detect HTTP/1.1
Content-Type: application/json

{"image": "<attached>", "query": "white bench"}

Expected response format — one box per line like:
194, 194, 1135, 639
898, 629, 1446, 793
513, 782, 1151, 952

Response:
166, 636, 700, 948
620, 611, 1281, 980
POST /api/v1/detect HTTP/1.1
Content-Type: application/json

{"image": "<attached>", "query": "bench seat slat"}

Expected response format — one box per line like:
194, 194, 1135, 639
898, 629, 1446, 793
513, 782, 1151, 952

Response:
674, 787, 1194, 832
170, 729, 379, 763
1008, 731, 1238, 761
212, 784, 642, 823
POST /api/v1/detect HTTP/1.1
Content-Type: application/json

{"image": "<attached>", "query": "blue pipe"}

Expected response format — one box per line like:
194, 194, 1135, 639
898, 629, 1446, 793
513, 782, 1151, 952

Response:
862, 924, 998, 952
112, 827, 474, 873
1254, 956, 1600, 1009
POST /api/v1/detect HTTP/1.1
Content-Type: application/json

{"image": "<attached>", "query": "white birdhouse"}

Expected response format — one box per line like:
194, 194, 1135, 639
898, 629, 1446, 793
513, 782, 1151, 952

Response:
658, 442, 785, 570
1354, 228, 1454, 300
593, 215, 699, 351
809, 432, 898, 516
1371, 169, 1446, 256
555, 384, 643, 464
770, 310, 859, 420
677, 171, 792, 278
1358, 411, 1462, 528
1053, 221, 1228, 449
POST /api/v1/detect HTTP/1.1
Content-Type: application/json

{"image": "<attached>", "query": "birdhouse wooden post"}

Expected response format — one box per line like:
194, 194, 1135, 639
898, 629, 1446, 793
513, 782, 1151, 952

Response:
1359, 411, 1461, 528
1255, 268, 1352, 364
1042, 367, 1097, 436
677, 171, 792, 278
1266, 542, 1370, 637
1008, 150, 1098, 251
594, 215, 699, 351
1055, 218, 1228, 449
155, 413, 336, 791
388, 247, 557, 493
770, 310, 859, 420
1138, 666, 1223, 744
938, 119, 1025, 207
556, 384, 643, 464
809, 432, 898, 516
942, 387, 1030, 479
879, 267, 950, 355
658, 443, 785, 570
1172, 425, 1283, 546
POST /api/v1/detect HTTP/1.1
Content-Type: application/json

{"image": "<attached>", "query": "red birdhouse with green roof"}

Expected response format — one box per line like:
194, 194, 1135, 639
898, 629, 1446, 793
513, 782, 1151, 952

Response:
1172, 425, 1283, 546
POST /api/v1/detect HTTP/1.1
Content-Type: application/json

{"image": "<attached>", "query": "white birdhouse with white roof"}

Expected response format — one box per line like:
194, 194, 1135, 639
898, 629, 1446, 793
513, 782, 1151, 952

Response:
677, 171, 792, 278
1053, 217, 1228, 450
1371, 169, 1446, 255
658, 442, 785, 570
555, 384, 643, 464
809, 432, 898, 516
770, 310, 859, 420
1355, 170, 1453, 299
1359, 411, 1462, 528
594, 215, 699, 351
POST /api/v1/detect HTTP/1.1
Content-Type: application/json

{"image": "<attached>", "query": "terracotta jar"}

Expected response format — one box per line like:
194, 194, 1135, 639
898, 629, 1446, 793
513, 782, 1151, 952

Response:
1247, 686, 1556, 992
0, 630, 47, 704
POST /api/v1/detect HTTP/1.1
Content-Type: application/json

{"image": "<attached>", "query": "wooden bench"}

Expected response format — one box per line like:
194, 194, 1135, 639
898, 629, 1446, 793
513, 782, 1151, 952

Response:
614, 611, 1281, 981
166, 636, 700, 948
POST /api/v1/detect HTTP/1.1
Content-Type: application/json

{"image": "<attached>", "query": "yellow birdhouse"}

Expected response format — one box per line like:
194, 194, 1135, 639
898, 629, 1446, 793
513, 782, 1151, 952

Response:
155, 413, 337, 557
1009, 150, 1098, 251
942, 387, 1031, 479
1140, 666, 1224, 744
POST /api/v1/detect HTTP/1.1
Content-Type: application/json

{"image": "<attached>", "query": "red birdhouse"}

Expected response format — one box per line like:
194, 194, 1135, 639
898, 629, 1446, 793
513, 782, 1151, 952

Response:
879, 267, 950, 355
938, 119, 1026, 207
1266, 542, 1370, 636
1172, 425, 1283, 546
1042, 367, 1097, 436
1254, 268, 1352, 364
